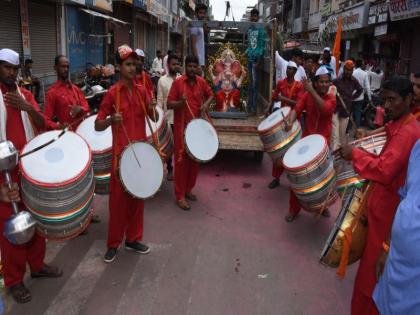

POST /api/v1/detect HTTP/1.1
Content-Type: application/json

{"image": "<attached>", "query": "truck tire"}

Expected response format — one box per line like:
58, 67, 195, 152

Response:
253, 151, 264, 163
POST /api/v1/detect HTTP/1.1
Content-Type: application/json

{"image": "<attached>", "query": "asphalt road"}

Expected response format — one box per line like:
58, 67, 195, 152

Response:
4, 151, 356, 315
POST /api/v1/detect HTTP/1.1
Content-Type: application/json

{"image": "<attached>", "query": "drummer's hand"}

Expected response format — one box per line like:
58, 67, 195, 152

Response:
5, 92, 32, 112
180, 95, 187, 107
111, 112, 123, 126
148, 98, 157, 112
200, 103, 209, 113
69, 105, 84, 118
355, 128, 367, 139
284, 120, 292, 132
375, 250, 388, 281
302, 78, 314, 92
57, 122, 69, 130
340, 144, 354, 161
0, 183, 20, 203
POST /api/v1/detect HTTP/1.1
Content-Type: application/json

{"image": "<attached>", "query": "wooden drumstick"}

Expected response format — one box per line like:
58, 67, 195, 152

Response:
281, 111, 289, 130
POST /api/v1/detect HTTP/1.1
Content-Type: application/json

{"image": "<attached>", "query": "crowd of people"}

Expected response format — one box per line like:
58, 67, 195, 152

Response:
0, 3, 419, 315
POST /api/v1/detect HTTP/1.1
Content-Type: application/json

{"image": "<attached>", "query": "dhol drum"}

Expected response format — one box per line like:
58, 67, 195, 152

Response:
119, 142, 164, 199
335, 132, 387, 194
320, 183, 369, 268
185, 118, 219, 163
257, 107, 302, 166
20, 131, 94, 241
146, 106, 174, 161
283, 134, 338, 212
76, 114, 112, 194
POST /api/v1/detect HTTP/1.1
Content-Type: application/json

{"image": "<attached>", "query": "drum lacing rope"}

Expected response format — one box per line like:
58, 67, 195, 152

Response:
336, 182, 372, 279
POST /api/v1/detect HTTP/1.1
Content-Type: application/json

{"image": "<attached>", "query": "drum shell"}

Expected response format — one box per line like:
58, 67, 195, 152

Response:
21, 165, 95, 241
91, 150, 112, 195
156, 123, 174, 161
264, 123, 302, 165
320, 185, 368, 267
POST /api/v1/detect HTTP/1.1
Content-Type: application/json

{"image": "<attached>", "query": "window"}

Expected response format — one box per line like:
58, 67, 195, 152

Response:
295, 0, 302, 18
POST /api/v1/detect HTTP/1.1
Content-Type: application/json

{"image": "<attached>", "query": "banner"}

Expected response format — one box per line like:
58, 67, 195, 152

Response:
389, 0, 420, 21
93, 0, 113, 12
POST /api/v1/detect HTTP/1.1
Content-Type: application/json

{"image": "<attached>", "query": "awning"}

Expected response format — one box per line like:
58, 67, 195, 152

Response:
80, 8, 130, 25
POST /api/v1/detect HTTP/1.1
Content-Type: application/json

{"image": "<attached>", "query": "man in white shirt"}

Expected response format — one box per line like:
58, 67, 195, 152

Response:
322, 47, 337, 79
157, 54, 180, 180
152, 50, 164, 79
352, 59, 372, 128
275, 48, 306, 83
189, 4, 207, 74
366, 65, 384, 92
163, 50, 172, 75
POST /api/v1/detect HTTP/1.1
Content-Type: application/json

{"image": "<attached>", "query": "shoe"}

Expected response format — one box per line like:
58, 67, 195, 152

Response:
9, 283, 31, 304
185, 192, 198, 201
268, 179, 280, 189
125, 241, 151, 254
104, 247, 118, 263
91, 215, 101, 223
285, 213, 298, 222
167, 171, 174, 181
31, 264, 63, 278
321, 209, 331, 218
176, 199, 191, 211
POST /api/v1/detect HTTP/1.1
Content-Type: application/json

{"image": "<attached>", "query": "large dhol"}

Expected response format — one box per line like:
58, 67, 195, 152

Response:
184, 118, 219, 163
19, 131, 94, 241
283, 134, 338, 212
335, 132, 387, 194
76, 114, 112, 194
320, 183, 369, 268
119, 141, 164, 199
146, 106, 174, 161
257, 107, 302, 166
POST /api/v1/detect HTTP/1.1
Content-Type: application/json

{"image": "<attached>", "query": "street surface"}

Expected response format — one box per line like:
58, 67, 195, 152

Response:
5, 152, 356, 315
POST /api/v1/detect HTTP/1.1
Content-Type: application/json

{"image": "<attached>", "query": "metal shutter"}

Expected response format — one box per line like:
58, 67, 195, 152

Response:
0, 0, 23, 56
28, 1, 57, 76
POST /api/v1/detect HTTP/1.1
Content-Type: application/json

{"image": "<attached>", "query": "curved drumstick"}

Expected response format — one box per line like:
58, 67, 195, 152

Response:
281, 111, 289, 130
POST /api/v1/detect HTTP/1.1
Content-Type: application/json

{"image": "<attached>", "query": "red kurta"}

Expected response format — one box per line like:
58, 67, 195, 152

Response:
96, 80, 151, 248
271, 79, 305, 179
350, 113, 420, 315
215, 89, 240, 112
412, 102, 420, 122
272, 78, 304, 107
44, 80, 89, 129
294, 91, 336, 143
288, 90, 336, 213
0, 83, 46, 287
135, 71, 154, 99
167, 75, 213, 200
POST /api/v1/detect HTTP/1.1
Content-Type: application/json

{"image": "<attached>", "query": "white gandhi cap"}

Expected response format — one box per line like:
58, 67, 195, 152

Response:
135, 49, 145, 57
287, 61, 298, 69
0, 48, 20, 66
315, 66, 330, 77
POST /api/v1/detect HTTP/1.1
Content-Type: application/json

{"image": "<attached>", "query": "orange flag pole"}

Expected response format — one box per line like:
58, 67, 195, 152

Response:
332, 16, 342, 74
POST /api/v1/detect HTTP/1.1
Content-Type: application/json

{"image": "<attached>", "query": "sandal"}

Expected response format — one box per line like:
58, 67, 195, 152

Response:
9, 283, 31, 304
285, 213, 298, 222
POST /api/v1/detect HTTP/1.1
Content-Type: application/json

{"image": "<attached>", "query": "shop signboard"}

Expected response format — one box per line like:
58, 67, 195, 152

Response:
327, 3, 369, 33
67, 6, 105, 72
389, 0, 420, 21
368, 1, 389, 24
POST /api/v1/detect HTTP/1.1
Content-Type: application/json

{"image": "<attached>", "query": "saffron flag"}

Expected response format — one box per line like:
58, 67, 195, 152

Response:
332, 16, 342, 74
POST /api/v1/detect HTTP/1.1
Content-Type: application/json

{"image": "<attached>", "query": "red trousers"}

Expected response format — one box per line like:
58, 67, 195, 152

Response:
351, 286, 380, 315
288, 190, 301, 215
174, 151, 200, 201
272, 163, 284, 179
0, 218, 45, 288
107, 175, 144, 248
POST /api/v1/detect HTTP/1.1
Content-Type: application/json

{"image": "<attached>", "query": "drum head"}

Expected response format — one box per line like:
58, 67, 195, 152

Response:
257, 107, 291, 132
283, 134, 326, 170
146, 106, 164, 138
185, 119, 219, 162
119, 142, 163, 199
20, 131, 91, 185
76, 115, 112, 153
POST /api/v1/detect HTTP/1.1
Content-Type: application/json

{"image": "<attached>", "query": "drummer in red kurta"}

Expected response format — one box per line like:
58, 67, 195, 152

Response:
0, 48, 62, 304
340, 76, 420, 315
268, 61, 304, 189
167, 55, 214, 211
284, 67, 336, 222
96, 45, 153, 264
44, 55, 89, 130
135, 49, 154, 99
